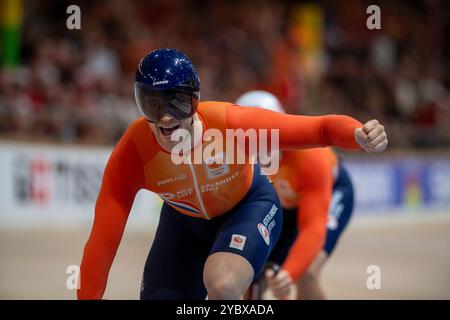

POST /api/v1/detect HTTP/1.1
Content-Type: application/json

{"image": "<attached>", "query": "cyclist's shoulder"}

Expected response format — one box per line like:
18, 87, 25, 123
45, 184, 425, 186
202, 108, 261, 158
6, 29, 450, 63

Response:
117, 117, 159, 161
197, 101, 233, 130
283, 148, 336, 178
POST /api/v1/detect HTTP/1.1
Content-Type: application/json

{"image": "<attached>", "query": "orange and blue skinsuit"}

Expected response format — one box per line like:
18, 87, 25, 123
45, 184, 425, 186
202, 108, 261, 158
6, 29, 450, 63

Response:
78, 101, 361, 299
267, 147, 354, 283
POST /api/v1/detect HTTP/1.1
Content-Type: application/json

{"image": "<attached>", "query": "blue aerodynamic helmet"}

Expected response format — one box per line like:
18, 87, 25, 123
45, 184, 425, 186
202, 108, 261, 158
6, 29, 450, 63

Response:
134, 48, 200, 122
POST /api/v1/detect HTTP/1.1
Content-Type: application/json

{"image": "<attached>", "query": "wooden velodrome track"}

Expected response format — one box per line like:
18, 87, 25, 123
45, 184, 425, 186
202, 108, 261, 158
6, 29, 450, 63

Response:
1, 213, 449, 299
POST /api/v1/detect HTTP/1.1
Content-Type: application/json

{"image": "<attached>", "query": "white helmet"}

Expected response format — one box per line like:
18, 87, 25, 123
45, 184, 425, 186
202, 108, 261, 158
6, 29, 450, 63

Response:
235, 90, 285, 113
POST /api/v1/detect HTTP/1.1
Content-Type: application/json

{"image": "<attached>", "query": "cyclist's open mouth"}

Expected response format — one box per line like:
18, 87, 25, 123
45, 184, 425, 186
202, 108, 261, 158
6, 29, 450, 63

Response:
159, 124, 180, 137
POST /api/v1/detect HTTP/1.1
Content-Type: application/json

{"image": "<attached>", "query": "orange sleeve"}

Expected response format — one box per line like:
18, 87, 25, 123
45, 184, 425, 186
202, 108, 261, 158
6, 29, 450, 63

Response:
282, 151, 333, 282
77, 131, 145, 299
226, 105, 362, 151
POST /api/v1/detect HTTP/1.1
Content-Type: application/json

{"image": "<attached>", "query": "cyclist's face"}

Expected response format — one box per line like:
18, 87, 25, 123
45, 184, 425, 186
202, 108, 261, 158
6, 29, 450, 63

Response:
148, 113, 195, 152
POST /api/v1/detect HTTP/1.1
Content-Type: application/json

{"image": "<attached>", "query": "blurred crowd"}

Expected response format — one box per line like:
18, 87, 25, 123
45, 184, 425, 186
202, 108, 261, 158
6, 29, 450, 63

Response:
0, 0, 448, 148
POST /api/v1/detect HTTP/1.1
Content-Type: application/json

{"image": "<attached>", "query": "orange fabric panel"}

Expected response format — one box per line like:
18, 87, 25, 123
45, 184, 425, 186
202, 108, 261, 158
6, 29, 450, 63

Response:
271, 149, 335, 282
226, 105, 362, 151
78, 129, 145, 299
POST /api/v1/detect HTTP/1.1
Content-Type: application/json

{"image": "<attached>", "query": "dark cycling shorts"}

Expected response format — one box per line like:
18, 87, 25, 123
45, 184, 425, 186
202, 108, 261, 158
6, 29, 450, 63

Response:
140, 165, 282, 300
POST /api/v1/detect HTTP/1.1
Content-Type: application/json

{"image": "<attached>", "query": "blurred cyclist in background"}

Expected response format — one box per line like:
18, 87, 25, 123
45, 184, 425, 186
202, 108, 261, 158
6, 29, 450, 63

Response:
237, 90, 355, 300
78, 49, 387, 300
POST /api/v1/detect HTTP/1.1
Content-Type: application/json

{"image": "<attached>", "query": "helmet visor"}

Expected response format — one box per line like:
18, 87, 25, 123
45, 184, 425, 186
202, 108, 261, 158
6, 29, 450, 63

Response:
135, 84, 199, 122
